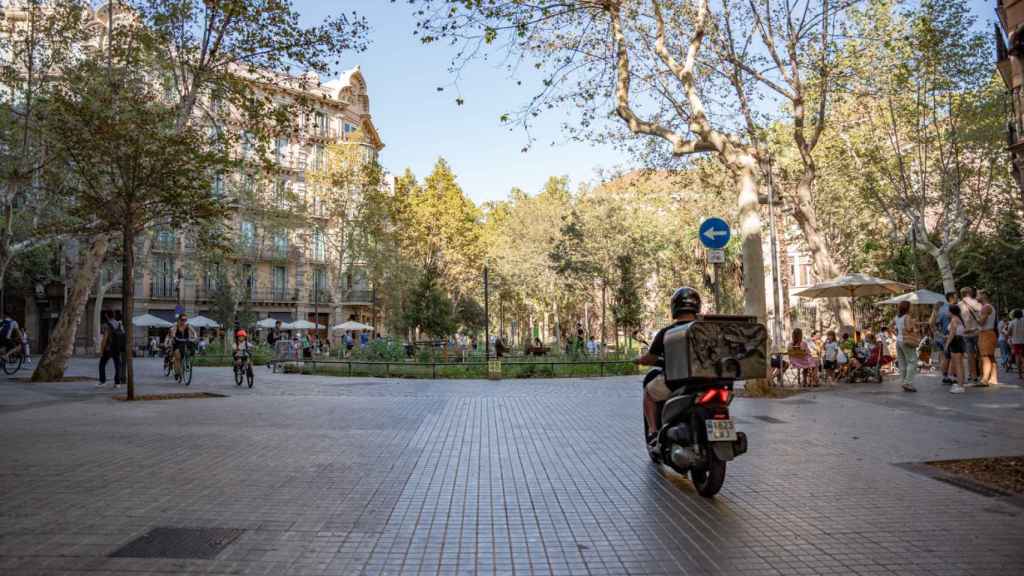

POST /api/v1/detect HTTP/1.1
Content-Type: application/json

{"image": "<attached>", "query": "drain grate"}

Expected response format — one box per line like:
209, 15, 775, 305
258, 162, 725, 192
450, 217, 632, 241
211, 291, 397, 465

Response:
753, 415, 786, 423
110, 527, 244, 559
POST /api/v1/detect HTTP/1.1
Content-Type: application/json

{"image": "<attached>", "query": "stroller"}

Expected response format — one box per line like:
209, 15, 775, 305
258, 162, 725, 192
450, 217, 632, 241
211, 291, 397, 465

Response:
846, 342, 887, 383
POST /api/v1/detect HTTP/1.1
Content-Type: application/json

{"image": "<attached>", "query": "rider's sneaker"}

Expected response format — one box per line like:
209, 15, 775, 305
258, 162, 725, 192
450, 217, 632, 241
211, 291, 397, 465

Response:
950, 384, 965, 394
96, 381, 105, 388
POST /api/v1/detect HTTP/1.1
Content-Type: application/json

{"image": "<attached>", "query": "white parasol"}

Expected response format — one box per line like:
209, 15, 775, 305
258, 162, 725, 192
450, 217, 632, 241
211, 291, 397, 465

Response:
132, 314, 173, 328
876, 289, 946, 306
187, 315, 221, 328
283, 319, 325, 330
331, 320, 373, 332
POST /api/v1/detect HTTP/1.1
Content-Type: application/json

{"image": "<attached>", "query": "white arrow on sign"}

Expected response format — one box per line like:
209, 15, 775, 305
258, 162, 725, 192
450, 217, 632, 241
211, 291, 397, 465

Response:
703, 228, 729, 241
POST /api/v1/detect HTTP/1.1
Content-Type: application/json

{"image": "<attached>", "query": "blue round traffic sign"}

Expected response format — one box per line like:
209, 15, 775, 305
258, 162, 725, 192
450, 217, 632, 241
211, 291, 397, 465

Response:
699, 218, 731, 250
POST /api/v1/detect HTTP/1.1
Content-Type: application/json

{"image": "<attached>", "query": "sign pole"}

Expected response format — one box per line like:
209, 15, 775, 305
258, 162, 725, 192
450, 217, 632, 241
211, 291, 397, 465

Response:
713, 262, 722, 313
699, 217, 731, 314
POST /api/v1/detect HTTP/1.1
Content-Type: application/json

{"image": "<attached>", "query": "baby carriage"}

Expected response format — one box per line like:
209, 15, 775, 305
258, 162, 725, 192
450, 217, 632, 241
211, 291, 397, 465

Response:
846, 342, 888, 383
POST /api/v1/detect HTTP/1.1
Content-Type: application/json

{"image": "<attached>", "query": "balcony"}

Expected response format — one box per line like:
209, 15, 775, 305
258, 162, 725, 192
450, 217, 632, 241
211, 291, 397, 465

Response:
150, 283, 176, 299
151, 238, 177, 253
340, 289, 372, 305
309, 290, 333, 305
1009, 87, 1024, 151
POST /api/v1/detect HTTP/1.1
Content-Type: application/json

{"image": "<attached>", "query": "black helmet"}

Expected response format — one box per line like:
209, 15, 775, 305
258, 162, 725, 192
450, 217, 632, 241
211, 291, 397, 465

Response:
670, 287, 702, 318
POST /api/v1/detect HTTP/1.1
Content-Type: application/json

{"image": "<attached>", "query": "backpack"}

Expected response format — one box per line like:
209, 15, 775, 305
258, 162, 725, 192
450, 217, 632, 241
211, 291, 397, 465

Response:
0, 319, 12, 340
109, 320, 127, 352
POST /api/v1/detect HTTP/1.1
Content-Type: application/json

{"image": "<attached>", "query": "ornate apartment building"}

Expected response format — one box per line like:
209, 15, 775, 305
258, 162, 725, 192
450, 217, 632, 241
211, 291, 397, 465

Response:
108, 65, 385, 347
2, 2, 385, 352
997, 0, 1024, 206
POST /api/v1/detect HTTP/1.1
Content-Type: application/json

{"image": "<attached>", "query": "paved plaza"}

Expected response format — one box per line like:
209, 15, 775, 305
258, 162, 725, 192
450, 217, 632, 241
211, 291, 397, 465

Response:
2, 358, 1023, 576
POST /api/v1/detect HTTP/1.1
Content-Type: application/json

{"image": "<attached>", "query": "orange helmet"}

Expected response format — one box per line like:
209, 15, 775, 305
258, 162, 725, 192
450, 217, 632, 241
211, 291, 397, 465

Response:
235, 329, 247, 339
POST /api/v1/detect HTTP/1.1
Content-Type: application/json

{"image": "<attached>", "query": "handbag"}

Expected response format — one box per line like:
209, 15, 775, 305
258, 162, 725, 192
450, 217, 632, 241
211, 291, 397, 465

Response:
837, 350, 848, 365
902, 318, 922, 348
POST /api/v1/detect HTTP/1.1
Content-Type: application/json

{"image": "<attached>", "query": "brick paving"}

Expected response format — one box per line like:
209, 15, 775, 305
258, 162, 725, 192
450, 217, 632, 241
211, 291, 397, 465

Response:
1, 358, 1023, 575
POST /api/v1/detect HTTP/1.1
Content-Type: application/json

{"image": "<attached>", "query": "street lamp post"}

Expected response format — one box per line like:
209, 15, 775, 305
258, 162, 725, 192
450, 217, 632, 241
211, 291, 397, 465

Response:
484, 266, 490, 359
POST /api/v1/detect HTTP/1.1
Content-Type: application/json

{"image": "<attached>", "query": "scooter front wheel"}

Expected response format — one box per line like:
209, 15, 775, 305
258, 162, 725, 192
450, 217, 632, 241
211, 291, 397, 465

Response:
691, 453, 726, 498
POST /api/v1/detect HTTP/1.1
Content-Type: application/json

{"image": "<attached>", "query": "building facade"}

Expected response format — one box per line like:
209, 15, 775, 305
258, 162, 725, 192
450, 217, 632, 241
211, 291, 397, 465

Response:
102, 66, 385, 349
997, 0, 1024, 206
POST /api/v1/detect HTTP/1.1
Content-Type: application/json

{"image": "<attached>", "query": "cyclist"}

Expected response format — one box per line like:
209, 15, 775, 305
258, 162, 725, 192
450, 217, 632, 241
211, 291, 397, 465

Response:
233, 329, 254, 377
171, 313, 197, 382
1, 310, 22, 363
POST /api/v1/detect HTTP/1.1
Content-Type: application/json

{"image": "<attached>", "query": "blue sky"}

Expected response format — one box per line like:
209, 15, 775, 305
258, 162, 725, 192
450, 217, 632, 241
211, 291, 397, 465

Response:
296, 0, 999, 205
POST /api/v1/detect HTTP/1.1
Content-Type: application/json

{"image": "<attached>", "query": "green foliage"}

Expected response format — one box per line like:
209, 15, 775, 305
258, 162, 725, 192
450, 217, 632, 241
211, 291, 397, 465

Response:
612, 253, 643, 333
350, 338, 406, 362
404, 263, 456, 339
455, 297, 486, 334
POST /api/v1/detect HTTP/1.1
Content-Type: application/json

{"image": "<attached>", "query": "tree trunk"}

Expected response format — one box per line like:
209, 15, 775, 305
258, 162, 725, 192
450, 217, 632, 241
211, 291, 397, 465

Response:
31, 234, 109, 381
934, 249, 956, 294
735, 154, 767, 322
122, 227, 136, 400
788, 170, 853, 326
92, 273, 120, 354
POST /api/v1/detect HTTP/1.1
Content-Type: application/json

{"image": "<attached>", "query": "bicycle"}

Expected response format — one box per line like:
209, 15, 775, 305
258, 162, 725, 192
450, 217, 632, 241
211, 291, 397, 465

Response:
163, 349, 173, 377
1, 347, 23, 375
234, 353, 254, 388
174, 344, 194, 386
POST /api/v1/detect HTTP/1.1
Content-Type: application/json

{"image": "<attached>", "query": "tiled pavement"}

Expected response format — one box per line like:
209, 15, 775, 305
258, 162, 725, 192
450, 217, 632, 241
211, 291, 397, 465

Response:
1, 358, 1023, 575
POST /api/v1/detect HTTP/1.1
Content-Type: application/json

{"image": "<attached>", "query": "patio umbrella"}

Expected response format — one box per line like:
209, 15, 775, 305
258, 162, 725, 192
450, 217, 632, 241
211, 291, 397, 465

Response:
283, 319, 324, 330
331, 320, 373, 332
132, 314, 173, 328
876, 289, 945, 306
256, 317, 283, 329
187, 315, 221, 328
793, 273, 912, 329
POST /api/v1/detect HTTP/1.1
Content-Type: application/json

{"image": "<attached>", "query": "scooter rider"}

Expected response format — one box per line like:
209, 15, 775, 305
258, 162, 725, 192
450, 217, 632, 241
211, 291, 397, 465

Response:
635, 287, 702, 443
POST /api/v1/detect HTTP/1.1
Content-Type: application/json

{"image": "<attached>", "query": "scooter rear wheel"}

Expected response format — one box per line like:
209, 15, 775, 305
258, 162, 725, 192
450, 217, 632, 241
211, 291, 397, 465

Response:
691, 454, 726, 498
643, 415, 660, 463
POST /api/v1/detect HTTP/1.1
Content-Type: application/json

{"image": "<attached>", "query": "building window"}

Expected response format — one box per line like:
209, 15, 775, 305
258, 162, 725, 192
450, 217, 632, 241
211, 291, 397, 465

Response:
212, 173, 224, 197
274, 137, 287, 163
313, 144, 325, 171
314, 111, 327, 136
343, 122, 356, 138
204, 263, 222, 292
243, 264, 255, 293
154, 256, 175, 297
241, 221, 255, 246
273, 232, 288, 258
155, 229, 175, 251
312, 228, 325, 261
312, 268, 326, 301
272, 266, 287, 299
242, 131, 255, 159
274, 177, 286, 201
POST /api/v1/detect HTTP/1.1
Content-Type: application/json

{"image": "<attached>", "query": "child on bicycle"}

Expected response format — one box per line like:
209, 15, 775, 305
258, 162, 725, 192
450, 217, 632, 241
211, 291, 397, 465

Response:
233, 329, 254, 372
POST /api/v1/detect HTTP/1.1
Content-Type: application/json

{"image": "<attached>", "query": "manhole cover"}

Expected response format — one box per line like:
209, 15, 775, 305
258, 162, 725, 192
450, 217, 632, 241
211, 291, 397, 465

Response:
110, 527, 244, 559
753, 415, 786, 423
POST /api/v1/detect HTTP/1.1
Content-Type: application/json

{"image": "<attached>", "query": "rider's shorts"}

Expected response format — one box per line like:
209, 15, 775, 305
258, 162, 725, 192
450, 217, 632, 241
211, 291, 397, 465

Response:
645, 373, 673, 402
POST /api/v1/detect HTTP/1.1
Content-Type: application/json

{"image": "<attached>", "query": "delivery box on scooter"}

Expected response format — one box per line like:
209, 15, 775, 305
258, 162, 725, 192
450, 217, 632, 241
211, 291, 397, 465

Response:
663, 315, 768, 383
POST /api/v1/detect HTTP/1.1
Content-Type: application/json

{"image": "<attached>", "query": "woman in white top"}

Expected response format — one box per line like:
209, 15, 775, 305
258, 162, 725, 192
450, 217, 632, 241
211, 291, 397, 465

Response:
892, 301, 918, 392
1010, 309, 1024, 380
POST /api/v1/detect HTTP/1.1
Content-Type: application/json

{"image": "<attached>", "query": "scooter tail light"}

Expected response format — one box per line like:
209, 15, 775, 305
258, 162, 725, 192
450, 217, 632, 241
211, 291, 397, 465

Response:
719, 389, 732, 404
698, 390, 718, 405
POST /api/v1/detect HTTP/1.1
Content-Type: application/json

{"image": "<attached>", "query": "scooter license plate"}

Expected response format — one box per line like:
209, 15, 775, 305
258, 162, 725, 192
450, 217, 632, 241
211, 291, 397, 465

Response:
706, 419, 737, 441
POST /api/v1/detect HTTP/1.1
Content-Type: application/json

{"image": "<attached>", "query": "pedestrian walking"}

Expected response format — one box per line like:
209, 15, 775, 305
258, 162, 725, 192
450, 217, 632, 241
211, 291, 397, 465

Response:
959, 287, 982, 384
98, 310, 124, 387
998, 315, 1012, 371
944, 304, 967, 394
20, 328, 30, 365
1010, 309, 1024, 381
976, 290, 998, 386
936, 292, 957, 383
893, 301, 920, 392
